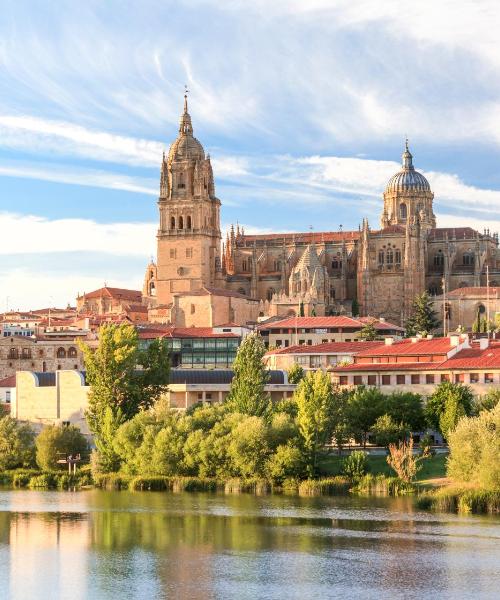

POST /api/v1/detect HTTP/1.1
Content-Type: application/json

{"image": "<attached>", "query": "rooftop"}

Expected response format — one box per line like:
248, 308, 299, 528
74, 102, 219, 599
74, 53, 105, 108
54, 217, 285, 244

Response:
79, 287, 142, 301
258, 316, 403, 331
266, 341, 385, 356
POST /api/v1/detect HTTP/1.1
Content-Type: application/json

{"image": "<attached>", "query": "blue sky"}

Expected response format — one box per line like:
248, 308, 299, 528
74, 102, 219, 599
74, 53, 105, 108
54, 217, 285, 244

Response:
2, 0, 500, 309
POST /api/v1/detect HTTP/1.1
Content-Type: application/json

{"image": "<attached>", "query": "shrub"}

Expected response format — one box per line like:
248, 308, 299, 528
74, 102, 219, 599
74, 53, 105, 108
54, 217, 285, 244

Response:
35, 425, 88, 471
0, 417, 36, 470
28, 473, 56, 489
386, 438, 421, 483
298, 477, 350, 496
266, 444, 304, 484
341, 451, 369, 481
372, 414, 408, 448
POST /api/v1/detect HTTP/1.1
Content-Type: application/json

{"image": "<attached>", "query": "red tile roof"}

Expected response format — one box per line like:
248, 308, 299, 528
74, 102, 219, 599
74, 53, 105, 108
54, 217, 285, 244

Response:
428, 227, 479, 241
266, 341, 385, 356
240, 231, 360, 244
138, 327, 239, 339
440, 346, 500, 370
0, 375, 16, 387
80, 287, 142, 301
334, 362, 438, 372
353, 337, 464, 357
258, 316, 403, 331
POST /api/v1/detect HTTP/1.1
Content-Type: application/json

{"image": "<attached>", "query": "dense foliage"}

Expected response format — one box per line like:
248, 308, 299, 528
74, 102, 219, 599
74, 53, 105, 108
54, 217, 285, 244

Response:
0, 417, 35, 470
79, 323, 169, 472
446, 404, 500, 490
35, 425, 88, 471
424, 382, 475, 437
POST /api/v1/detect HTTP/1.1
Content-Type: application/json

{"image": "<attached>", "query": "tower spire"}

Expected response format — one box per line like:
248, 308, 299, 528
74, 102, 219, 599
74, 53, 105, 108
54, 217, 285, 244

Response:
179, 86, 193, 135
402, 138, 413, 170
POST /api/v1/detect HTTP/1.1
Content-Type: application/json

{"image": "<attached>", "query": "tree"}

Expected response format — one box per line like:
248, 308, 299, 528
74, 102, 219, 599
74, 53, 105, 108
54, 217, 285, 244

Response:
351, 299, 360, 317
358, 321, 380, 341
35, 425, 88, 471
226, 333, 271, 417
287, 363, 305, 384
439, 395, 466, 439
425, 382, 474, 435
228, 416, 270, 477
476, 389, 500, 413
79, 323, 169, 472
405, 292, 440, 337
266, 443, 305, 483
341, 450, 369, 480
384, 392, 425, 432
387, 438, 420, 483
295, 371, 337, 477
345, 386, 385, 447
0, 416, 35, 470
372, 414, 408, 448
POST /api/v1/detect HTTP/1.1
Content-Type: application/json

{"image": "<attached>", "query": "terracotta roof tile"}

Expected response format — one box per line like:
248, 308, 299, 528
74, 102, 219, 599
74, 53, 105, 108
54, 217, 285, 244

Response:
266, 341, 385, 356
258, 316, 403, 331
80, 287, 142, 301
0, 375, 16, 387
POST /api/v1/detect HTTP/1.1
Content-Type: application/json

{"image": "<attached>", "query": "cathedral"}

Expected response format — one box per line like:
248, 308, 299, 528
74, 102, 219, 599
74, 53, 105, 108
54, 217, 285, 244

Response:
143, 96, 500, 327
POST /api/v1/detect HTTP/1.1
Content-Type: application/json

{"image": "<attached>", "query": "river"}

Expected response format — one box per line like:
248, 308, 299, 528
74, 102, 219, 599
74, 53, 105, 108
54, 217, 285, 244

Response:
0, 489, 498, 599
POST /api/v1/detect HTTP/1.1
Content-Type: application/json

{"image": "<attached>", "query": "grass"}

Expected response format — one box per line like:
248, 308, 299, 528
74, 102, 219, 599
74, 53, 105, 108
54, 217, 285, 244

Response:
318, 452, 447, 483
417, 488, 500, 514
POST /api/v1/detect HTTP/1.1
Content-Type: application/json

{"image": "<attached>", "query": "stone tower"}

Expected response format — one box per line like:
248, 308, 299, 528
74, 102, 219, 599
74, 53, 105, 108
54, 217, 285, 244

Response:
146, 95, 222, 306
381, 140, 436, 230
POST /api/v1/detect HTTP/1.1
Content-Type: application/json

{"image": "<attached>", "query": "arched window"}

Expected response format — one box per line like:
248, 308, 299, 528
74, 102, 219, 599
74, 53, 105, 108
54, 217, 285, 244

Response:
395, 249, 401, 265
68, 347, 77, 358
274, 260, 281, 271
187, 216, 192, 229
332, 259, 339, 269
170, 216, 176, 229
378, 250, 384, 265
330, 287, 336, 299
178, 172, 185, 189
8, 348, 18, 359
267, 288, 275, 301
42, 361, 47, 372
478, 303, 486, 314
386, 248, 394, 264
179, 216, 184, 230
56, 347, 66, 358
149, 282, 156, 296
399, 203, 407, 220
428, 285, 439, 296
242, 260, 247, 271
434, 253, 444, 267
463, 252, 474, 266
445, 303, 452, 320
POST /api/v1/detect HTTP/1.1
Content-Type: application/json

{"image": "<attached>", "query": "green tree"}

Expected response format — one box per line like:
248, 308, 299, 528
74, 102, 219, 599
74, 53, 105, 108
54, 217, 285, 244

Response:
228, 416, 270, 477
425, 382, 474, 434
351, 298, 360, 317
287, 363, 305, 384
265, 443, 305, 483
295, 371, 336, 477
439, 395, 466, 439
372, 414, 408, 448
0, 416, 35, 470
226, 333, 271, 417
341, 450, 369, 480
476, 389, 500, 413
384, 392, 425, 432
346, 386, 385, 447
358, 321, 380, 341
35, 425, 88, 471
79, 323, 169, 472
405, 291, 440, 337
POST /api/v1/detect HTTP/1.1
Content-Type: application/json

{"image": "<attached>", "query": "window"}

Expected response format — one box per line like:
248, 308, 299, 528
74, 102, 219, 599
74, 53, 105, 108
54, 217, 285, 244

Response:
187, 216, 192, 229
62, 421, 70, 427
267, 288, 276, 301
441, 374, 450, 382
21, 348, 31, 359
395, 250, 401, 265
463, 252, 474, 266
274, 260, 281, 271
367, 375, 376, 386
330, 287, 335, 299
171, 216, 176, 229
386, 248, 394, 264
332, 259, 340, 269
179, 216, 184, 229
190, 304, 196, 314
186, 248, 193, 259
426, 374, 435, 384
428, 285, 439, 296
470, 373, 479, 383
455, 374, 465, 383
399, 203, 407, 219
5, 391, 10, 403
382, 375, 391, 385
8, 348, 18, 359
378, 250, 384, 265
242, 260, 247, 271
353, 376, 363, 385
38, 349, 44, 357
206, 393, 212, 400
177, 172, 185, 189
237, 287, 246, 296
485, 373, 494, 383
411, 374, 420, 384
198, 393, 203, 400
339, 376, 348, 385
434, 253, 444, 267
68, 347, 77, 358
57, 347, 66, 358
170, 248, 177, 259
396, 374, 405, 385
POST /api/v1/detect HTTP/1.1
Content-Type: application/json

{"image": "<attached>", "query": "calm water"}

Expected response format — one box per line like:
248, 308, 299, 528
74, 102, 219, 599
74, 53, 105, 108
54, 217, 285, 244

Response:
0, 490, 498, 599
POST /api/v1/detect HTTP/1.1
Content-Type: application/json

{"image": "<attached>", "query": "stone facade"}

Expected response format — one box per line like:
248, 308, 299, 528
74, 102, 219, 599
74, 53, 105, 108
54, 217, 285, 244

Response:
0, 336, 84, 381
144, 100, 500, 327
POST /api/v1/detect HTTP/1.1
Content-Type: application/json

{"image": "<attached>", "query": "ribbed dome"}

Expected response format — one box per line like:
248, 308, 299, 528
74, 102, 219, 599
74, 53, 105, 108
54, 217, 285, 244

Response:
167, 94, 205, 162
385, 142, 430, 193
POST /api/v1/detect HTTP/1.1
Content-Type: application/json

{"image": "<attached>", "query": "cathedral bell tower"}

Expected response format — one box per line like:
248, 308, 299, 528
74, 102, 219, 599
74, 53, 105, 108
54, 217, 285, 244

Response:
147, 94, 222, 307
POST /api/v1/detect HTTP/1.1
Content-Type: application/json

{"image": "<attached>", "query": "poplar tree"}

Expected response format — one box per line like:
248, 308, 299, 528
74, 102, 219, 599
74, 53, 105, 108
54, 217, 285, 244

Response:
226, 332, 271, 417
405, 292, 440, 337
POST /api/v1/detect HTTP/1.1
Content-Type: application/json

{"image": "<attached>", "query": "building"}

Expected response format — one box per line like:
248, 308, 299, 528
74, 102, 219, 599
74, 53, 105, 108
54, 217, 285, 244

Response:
331, 335, 500, 395
13, 368, 294, 428
264, 340, 385, 371
0, 335, 85, 380
432, 286, 500, 333
142, 98, 499, 327
138, 324, 246, 369
76, 286, 143, 316
14, 370, 90, 435
258, 316, 403, 348
0, 375, 15, 412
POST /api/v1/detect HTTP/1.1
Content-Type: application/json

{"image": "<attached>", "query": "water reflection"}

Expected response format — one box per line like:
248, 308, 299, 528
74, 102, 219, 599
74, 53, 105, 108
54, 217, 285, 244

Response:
0, 490, 498, 600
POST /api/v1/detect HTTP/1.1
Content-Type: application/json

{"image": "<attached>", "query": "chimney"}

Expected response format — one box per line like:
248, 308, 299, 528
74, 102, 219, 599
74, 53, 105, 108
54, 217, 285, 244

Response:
479, 337, 490, 350
379, 317, 386, 323
450, 335, 460, 347
426, 335, 434, 340
385, 337, 394, 345
410, 337, 418, 343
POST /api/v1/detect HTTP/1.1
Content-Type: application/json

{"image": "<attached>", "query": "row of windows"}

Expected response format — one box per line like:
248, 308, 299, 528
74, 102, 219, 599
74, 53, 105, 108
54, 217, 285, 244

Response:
140, 339, 239, 351
342, 372, 496, 386
170, 216, 192, 230
170, 248, 194, 259
6, 347, 77, 359
378, 248, 402, 266
432, 253, 475, 267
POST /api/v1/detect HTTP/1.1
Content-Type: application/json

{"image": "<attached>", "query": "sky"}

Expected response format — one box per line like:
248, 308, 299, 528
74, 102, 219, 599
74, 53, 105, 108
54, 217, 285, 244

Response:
2, 0, 500, 309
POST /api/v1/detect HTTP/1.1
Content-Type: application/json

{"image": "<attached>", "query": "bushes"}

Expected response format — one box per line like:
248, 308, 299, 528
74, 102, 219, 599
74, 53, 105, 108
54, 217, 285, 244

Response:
0, 417, 36, 470
35, 424, 88, 471
298, 477, 350, 496
353, 474, 414, 496
417, 488, 500, 514
341, 451, 368, 480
